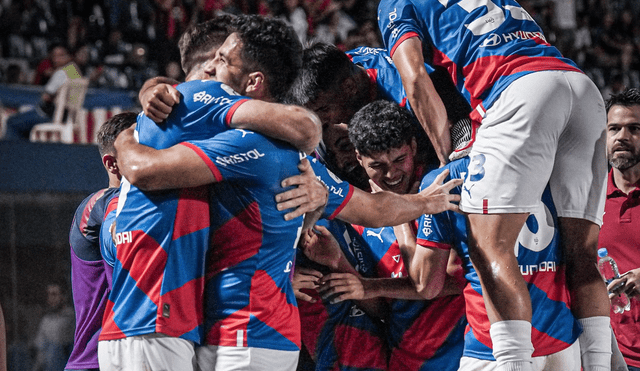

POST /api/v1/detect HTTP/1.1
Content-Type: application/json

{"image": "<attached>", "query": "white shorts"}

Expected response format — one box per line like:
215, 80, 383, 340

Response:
196, 345, 299, 371
460, 70, 607, 225
458, 340, 581, 371
98, 333, 197, 371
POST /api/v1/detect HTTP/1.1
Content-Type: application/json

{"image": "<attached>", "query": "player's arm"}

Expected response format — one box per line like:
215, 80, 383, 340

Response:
393, 223, 455, 299
139, 76, 182, 123
393, 37, 451, 165
114, 125, 216, 190
335, 170, 460, 228
320, 273, 426, 302
230, 100, 322, 154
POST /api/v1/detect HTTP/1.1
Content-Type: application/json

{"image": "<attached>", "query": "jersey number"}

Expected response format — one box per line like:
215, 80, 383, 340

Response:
441, 0, 534, 36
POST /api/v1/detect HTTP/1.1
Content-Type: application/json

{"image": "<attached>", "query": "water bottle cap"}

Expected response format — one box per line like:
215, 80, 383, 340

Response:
598, 247, 608, 258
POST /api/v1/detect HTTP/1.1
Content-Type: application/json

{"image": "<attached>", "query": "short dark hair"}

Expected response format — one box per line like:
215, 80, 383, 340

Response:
348, 100, 417, 156
232, 14, 303, 102
286, 42, 356, 106
97, 112, 138, 157
606, 87, 640, 113
178, 15, 236, 76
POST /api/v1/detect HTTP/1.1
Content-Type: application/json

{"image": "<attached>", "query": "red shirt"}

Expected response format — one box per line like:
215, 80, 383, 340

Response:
598, 169, 640, 368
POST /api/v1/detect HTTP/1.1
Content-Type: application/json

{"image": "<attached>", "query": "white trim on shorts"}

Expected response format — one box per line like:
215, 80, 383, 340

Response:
98, 333, 197, 371
196, 344, 299, 371
459, 70, 607, 226
458, 340, 581, 371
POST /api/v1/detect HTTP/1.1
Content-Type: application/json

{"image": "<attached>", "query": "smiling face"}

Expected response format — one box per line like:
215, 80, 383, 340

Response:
356, 138, 418, 194
607, 104, 640, 171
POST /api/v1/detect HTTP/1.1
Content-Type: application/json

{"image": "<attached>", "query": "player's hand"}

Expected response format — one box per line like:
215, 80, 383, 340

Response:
318, 273, 370, 303
608, 268, 640, 300
418, 169, 461, 214
140, 83, 181, 123
292, 267, 323, 303
300, 225, 343, 270
276, 158, 328, 221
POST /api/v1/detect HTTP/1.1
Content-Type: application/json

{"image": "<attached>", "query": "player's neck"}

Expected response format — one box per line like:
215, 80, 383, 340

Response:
613, 165, 640, 194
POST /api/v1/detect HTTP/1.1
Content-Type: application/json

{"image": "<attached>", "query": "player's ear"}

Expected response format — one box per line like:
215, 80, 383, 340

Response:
355, 149, 364, 167
342, 75, 357, 96
410, 137, 417, 157
245, 71, 265, 97
103, 154, 119, 175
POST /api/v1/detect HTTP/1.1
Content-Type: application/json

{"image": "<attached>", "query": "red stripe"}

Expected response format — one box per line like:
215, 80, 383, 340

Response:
416, 238, 452, 251
172, 186, 209, 240
179, 142, 223, 182
79, 188, 107, 236
103, 196, 119, 221
334, 324, 388, 369
98, 299, 126, 340
156, 277, 204, 338
117, 231, 167, 305
327, 185, 355, 220
298, 293, 328, 357
207, 305, 251, 346
482, 199, 488, 214
225, 99, 249, 127
389, 32, 420, 59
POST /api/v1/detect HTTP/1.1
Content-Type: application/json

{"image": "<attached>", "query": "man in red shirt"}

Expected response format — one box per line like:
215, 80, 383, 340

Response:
598, 87, 640, 371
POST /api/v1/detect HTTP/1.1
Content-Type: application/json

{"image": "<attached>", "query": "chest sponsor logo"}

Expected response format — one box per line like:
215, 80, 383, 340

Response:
479, 30, 547, 48
216, 149, 265, 167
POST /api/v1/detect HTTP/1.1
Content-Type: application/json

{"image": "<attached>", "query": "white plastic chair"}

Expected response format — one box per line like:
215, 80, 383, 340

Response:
30, 77, 90, 143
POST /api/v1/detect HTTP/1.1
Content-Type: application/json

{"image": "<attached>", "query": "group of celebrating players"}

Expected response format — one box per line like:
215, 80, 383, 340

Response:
66, 1, 620, 370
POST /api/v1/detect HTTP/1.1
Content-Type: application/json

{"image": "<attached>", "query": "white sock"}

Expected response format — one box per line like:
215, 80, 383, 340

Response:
490, 320, 534, 371
578, 316, 612, 371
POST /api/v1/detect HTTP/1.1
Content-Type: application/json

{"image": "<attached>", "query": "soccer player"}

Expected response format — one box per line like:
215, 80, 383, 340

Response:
65, 112, 136, 371
97, 15, 322, 371
377, 1, 610, 369
352, 101, 583, 370
287, 42, 471, 189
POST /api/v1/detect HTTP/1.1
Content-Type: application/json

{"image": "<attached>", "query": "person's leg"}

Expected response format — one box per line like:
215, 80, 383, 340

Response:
4, 108, 49, 140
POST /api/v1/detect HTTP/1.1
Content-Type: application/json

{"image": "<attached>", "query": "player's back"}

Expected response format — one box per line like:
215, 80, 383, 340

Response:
67, 187, 119, 370
377, 0, 580, 109
417, 158, 581, 360
105, 80, 248, 344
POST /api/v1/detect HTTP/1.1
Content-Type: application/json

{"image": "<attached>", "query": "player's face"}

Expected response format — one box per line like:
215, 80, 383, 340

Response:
606, 105, 640, 171
203, 33, 250, 94
323, 122, 370, 190
357, 139, 417, 194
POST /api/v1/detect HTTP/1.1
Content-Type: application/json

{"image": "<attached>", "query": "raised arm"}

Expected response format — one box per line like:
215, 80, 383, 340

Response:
231, 100, 322, 154
393, 38, 451, 165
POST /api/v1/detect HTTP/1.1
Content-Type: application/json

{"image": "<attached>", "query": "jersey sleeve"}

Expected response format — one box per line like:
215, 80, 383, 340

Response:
308, 157, 354, 220
377, 0, 425, 58
100, 207, 117, 268
415, 169, 454, 250
181, 129, 301, 185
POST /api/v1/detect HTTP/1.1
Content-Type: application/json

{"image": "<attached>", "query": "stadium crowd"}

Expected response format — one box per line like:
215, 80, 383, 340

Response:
1, 1, 640, 371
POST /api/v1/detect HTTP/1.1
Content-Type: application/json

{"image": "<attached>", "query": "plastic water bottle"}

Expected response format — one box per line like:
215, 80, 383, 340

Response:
597, 248, 631, 314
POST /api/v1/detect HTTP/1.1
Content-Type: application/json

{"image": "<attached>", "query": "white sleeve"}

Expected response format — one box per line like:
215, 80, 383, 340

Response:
44, 69, 68, 95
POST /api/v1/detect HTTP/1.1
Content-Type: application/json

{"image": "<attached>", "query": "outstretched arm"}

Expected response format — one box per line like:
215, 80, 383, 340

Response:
393, 38, 451, 165
335, 170, 461, 228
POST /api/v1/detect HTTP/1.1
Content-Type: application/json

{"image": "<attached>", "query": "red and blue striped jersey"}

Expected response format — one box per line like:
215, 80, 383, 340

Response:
186, 130, 353, 352
377, 0, 581, 120
416, 157, 582, 359
298, 219, 389, 371
354, 224, 466, 371
100, 80, 247, 344
67, 187, 118, 369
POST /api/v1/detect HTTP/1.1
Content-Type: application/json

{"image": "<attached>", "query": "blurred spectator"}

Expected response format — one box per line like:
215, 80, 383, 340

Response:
4, 64, 24, 85
273, 0, 309, 44
3, 44, 81, 140
32, 283, 74, 371
73, 43, 104, 87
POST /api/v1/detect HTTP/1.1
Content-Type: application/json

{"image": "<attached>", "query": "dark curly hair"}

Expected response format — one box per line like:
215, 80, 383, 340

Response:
178, 15, 236, 76
97, 112, 138, 157
285, 42, 357, 106
606, 87, 640, 112
231, 14, 303, 102
348, 100, 417, 156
